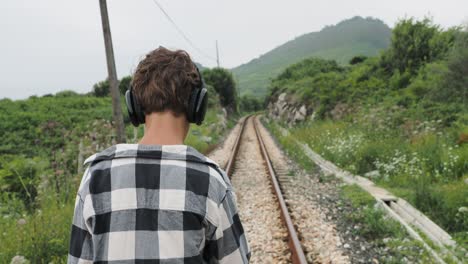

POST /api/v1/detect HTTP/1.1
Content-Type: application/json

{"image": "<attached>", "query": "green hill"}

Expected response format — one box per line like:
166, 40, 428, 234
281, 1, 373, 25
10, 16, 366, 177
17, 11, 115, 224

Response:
232, 16, 392, 97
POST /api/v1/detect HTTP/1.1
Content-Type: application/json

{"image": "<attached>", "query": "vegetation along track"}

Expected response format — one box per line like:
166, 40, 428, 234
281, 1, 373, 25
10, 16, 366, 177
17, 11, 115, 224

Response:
221, 115, 463, 263
272, 123, 463, 264
224, 115, 308, 264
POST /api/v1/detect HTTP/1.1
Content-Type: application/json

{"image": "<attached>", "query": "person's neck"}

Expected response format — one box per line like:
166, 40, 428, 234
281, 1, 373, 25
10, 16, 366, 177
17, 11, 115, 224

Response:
138, 111, 188, 145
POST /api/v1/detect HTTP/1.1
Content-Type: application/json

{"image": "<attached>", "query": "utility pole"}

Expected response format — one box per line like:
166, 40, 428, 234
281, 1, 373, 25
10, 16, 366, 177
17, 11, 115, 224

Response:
99, 0, 126, 143
216, 40, 220, 68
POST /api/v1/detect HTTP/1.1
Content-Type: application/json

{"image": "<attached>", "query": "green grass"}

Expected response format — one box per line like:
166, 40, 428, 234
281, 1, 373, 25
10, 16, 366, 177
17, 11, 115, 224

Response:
271, 117, 468, 240
341, 185, 406, 239
264, 117, 465, 263
0, 194, 74, 263
265, 118, 405, 240
263, 119, 316, 171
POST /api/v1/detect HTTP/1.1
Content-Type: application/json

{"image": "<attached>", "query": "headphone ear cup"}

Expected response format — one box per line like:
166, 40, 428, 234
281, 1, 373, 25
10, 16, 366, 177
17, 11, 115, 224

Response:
125, 90, 140, 127
194, 88, 208, 125
187, 63, 208, 125
187, 88, 200, 123
125, 88, 145, 127
134, 101, 145, 125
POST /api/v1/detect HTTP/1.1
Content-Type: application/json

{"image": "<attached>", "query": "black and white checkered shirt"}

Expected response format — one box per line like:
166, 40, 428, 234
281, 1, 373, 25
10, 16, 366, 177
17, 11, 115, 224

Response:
68, 144, 250, 263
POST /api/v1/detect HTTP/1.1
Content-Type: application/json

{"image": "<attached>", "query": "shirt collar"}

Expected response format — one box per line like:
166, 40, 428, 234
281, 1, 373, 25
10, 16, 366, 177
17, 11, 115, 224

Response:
83, 143, 217, 168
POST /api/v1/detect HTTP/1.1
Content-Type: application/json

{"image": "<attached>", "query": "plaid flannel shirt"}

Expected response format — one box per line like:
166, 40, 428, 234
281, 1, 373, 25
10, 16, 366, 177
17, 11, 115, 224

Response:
68, 144, 250, 263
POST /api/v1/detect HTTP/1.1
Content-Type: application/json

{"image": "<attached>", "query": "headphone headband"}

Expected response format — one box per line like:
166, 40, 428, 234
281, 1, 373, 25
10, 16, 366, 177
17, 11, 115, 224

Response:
125, 61, 208, 127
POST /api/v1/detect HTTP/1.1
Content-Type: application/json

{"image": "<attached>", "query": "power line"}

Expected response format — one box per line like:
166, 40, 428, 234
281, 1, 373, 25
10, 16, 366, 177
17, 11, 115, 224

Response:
151, 0, 217, 62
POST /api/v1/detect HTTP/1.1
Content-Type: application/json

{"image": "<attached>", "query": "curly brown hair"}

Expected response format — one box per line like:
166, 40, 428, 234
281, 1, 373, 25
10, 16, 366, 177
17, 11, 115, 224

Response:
131, 47, 201, 116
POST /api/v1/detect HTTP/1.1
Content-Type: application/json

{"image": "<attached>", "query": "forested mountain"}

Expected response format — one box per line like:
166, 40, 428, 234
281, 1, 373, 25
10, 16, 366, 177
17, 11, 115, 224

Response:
233, 16, 392, 97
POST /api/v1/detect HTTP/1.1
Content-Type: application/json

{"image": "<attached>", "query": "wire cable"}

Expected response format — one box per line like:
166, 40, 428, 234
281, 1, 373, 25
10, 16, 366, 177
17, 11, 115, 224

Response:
151, 0, 217, 62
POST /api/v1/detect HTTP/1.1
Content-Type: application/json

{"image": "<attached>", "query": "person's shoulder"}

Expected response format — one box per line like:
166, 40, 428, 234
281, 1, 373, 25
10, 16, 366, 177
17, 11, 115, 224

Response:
184, 148, 232, 201
206, 159, 231, 189
189, 149, 231, 186
83, 144, 135, 167
78, 144, 122, 195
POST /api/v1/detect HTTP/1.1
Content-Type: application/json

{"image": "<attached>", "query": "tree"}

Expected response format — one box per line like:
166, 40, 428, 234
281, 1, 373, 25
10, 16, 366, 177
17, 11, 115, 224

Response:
239, 95, 262, 112
202, 68, 238, 114
439, 31, 468, 104
349, 56, 368, 65
93, 76, 132, 97
405, 30, 468, 104
93, 79, 110, 97
55, 90, 79, 97
119, 76, 132, 95
382, 18, 456, 76
205, 84, 220, 108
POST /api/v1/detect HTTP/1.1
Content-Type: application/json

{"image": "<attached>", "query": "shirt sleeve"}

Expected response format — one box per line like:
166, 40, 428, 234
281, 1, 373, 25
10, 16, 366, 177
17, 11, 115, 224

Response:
205, 190, 250, 263
67, 194, 93, 264
68, 166, 94, 264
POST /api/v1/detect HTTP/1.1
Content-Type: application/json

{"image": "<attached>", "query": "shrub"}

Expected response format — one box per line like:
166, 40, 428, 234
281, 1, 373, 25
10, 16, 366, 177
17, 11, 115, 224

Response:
55, 90, 79, 97
349, 55, 368, 65
0, 155, 49, 206
0, 194, 74, 263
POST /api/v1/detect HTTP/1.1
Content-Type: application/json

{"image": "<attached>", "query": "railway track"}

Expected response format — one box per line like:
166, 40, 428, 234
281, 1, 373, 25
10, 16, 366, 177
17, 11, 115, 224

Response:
224, 115, 308, 264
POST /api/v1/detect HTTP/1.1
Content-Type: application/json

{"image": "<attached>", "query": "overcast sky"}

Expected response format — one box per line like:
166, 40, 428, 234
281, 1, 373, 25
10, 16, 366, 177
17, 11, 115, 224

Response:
1, 0, 467, 100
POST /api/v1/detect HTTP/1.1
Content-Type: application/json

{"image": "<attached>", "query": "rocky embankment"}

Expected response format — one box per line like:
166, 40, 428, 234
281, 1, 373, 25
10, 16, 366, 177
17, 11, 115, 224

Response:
267, 92, 354, 125
267, 93, 309, 125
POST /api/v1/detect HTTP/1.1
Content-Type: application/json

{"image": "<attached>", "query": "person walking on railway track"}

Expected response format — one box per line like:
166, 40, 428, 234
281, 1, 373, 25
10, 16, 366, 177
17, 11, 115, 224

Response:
67, 46, 250, 263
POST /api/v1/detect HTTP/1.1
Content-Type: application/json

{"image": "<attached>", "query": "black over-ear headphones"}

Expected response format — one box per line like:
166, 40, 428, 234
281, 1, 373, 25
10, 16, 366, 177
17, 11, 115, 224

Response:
125, 63, 208, 127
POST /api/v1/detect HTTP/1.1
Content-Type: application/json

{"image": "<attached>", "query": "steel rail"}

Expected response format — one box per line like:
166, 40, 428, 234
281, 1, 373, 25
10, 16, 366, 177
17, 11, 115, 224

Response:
252, 116, 308, 264
224, 115, 250, 177
224, 115, 307, 263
